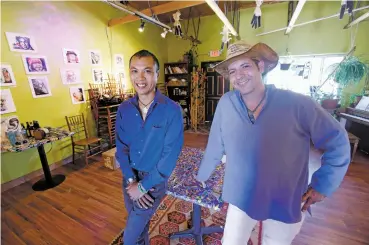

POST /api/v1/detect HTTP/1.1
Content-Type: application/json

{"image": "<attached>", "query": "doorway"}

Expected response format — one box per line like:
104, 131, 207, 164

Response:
201, 61, 230, 122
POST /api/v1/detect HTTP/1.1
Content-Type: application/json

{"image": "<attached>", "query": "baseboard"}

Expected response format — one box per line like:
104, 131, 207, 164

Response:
1, 155, 73, 193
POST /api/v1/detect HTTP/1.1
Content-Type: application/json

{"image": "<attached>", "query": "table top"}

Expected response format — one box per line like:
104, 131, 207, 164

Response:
1, 127, 74, 153
166, 146, 225, 210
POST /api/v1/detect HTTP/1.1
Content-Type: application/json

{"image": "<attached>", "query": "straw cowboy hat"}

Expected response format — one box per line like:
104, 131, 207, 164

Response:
213, 40, 279, 77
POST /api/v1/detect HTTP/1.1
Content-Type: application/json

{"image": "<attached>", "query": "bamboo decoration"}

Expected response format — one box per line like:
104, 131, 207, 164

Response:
190, 66, 206, 131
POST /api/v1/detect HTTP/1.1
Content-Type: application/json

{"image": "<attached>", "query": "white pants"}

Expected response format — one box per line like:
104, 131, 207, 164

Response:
222, 204, 305, 245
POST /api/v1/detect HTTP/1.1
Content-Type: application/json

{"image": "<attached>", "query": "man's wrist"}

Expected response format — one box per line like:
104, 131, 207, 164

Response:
126, 177, 136, 185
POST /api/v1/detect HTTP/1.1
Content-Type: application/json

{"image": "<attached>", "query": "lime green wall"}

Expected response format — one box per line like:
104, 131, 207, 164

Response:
1, 1, 167, 184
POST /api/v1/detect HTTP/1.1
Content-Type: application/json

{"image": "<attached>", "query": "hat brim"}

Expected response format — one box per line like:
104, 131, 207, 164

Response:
213, 43, 279, 77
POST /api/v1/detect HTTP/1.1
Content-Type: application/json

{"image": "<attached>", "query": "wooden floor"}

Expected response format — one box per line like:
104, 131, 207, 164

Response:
2, 133, 369, 245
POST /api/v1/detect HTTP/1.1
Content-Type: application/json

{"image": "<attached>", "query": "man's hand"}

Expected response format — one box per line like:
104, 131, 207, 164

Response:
136, 194, 154, 209
126, 182, 144, 200
301, 186, 325, 212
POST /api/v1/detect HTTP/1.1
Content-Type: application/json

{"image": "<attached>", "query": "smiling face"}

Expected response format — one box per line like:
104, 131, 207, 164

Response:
129, 56, 158, 96
227, 56, 265, 96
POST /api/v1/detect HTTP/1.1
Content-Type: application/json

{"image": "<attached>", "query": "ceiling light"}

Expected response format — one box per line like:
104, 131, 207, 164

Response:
138, 20, 145, 32
161, 29, 168, 38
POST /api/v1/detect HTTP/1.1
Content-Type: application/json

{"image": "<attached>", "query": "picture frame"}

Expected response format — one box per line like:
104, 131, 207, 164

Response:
22, 55, 50, 75
92, 68, 104, 83
1, 64, 17, 86
28, 76, 52, 98
62, 48, 81, 64
69, 86, 86, 104
0, 89, 17, 114
114, 54, 124, 68
60, 68, 82, 85
5, 32, 38, 53
89, 50, 102, 66
115, 68, 126, 87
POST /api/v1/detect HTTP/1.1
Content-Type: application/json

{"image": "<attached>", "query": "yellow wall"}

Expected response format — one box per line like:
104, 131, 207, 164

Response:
1, 1, 167, 184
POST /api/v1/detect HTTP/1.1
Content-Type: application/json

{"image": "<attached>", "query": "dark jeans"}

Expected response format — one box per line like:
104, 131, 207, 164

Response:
122, 171, 167, 245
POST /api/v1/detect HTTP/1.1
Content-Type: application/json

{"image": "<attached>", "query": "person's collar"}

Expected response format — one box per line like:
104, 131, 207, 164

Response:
131, 88, 167, 106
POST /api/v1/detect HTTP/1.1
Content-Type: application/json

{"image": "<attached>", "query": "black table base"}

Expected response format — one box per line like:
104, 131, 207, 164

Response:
31, 144, 66, 191
169, 202, 224, 245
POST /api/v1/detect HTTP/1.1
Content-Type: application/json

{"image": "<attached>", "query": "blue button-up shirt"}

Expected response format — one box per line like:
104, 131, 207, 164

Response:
115, 90, 184, 191
196, 85, 351, 223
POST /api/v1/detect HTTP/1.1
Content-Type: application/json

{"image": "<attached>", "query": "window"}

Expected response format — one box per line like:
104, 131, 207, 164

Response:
265, 54, 345, 98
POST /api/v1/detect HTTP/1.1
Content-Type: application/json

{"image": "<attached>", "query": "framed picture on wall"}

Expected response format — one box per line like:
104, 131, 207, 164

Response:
62, 48, 81, 64
114, 54, 124, 68
1, 64, 17, 86
115, 68, 126, 87
60, 68, 82, 85
69, 86, 86, 104
28, 76, 52, 98
22, 55, 50, 75
92, 68, 104, 83
5, 32, 38, 53
89, 50, 102, 66
0, 89, 17, 114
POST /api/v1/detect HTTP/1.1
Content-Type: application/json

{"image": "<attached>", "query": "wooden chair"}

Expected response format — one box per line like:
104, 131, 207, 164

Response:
65, 113, 103, 166
348, 132, 360, 163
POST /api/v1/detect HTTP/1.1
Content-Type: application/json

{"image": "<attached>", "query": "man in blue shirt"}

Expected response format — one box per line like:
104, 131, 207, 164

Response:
196, 41, 351, 244
115, 50, 184, 244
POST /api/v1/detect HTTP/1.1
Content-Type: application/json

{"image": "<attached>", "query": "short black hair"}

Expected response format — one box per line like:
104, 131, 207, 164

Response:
129, 49, 160, 72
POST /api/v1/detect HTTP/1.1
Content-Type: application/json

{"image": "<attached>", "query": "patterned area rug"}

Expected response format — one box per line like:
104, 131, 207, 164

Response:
110, 195, 262, 245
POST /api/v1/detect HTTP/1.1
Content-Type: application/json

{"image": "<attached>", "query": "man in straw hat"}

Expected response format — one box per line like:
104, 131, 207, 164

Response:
196, 40, 351, 244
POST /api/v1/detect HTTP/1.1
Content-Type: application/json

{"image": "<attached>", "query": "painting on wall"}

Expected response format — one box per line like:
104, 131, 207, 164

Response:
115, 69, 126, 88
5, 32, 37, 53
89, 50, 102, 66
60, 68, 82, 85
1, 64, 17, 86
0, 89, 17, 114
62, 48, 80, 64
28, 76, 52, 98
22, 55, 50, 75
114, 54, 124, 68
69, 86, 86, 104
92, 68, 104, 83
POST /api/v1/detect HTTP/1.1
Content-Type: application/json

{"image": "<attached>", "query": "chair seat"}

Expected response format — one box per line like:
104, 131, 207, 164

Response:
348, 132, 360, 143
74, 137, 102, 146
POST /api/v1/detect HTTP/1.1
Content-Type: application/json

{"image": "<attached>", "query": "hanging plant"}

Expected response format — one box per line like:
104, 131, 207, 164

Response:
333, 56, 369, 87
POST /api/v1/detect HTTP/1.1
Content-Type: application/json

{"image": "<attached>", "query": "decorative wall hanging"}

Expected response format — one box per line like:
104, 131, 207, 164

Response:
339, 0, 354, 19
89, 50, 102, 66
28, 76, 52, 98
70, 86, 86, 104
5, 32, 37, 53
60, 68, 82, 85
114, 54, 125, 68
22, 55, 50, 75
0, 89, 16, 114
1, 64, 17, 86
220, 25, 232, 51
251, 0, 263, 29
62, 48, 81, 64
173, 10, 183, 37
92, 68, 104, 83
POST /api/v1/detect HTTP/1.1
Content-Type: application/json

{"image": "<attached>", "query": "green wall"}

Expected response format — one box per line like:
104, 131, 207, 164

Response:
0, 1, 167, 184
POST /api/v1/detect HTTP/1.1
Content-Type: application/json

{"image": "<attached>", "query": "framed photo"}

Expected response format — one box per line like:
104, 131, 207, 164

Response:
69, 86, 86, 104
22, 55, 50, 75
115, 69, 126, 87
92, 68, 104, 83
28, 76, 52, 98
62, 48, 80, 64
60, 68, 82, 85
1, 64, 17, 86
5, 32, 37, 53
0, 89, 17, 114
89, 50, 102, 66
114, 54, 124, 67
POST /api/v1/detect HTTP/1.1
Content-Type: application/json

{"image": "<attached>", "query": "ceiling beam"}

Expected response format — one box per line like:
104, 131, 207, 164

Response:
108, 1, 206, 27
344, 11, 369, 29
285, 0, 306, 34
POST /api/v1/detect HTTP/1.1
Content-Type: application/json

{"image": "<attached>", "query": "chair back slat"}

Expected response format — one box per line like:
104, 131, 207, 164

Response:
65, 113, 88, 142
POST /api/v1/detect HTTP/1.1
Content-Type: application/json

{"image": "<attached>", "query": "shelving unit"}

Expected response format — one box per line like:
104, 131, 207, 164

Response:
164, 62, 191, 129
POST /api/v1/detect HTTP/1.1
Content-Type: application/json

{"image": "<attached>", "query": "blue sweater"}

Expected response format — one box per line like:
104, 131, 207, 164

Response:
196, 85, 351, 223
115, 90, 184, 191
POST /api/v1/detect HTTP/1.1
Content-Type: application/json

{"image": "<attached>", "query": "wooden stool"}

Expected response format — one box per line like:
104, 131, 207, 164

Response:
348, 132, 360, 162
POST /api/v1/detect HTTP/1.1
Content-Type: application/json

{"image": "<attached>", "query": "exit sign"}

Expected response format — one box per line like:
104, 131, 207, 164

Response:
209, 50, 221, 57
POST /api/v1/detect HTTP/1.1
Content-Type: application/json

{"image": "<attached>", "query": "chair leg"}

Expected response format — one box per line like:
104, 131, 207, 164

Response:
352, 141, 359, 163
84, 145, 88, 166
72, 144, 75, 164
99, 140, 103, 153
